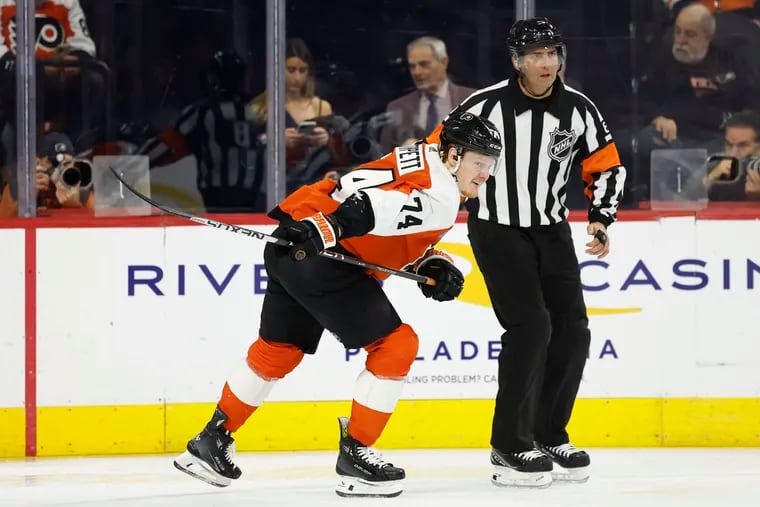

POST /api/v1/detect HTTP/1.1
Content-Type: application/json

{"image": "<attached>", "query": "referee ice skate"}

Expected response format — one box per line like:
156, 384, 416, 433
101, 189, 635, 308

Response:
428, 17, 626, 488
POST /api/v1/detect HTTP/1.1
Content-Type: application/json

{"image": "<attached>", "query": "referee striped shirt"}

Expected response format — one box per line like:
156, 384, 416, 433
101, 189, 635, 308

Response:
431, 77, 626, 227
141, 93, 262, 192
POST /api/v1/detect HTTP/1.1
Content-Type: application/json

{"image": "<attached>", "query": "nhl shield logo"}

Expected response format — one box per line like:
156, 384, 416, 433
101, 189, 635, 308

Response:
547, 127, 576, 162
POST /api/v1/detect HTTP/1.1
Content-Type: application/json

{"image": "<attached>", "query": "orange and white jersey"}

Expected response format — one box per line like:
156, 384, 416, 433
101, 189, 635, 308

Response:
0, 0, 96, 60
275, 143, 462, 278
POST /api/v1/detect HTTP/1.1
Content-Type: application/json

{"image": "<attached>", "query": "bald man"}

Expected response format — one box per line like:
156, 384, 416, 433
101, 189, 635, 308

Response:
631, 2, 760, 197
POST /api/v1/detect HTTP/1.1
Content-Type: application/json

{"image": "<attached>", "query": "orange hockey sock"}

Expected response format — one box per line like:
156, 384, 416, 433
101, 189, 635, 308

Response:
219, 382, 258, 432
348, 399, 393, 446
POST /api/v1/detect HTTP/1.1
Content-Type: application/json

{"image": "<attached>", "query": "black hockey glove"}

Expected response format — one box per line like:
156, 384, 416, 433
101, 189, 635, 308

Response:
276, 212, 341, 261
275, 193, 375, 262
415, 252, 464, 302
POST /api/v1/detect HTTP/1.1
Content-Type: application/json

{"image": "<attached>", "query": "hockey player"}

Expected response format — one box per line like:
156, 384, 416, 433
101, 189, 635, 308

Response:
173, 111, 503, 497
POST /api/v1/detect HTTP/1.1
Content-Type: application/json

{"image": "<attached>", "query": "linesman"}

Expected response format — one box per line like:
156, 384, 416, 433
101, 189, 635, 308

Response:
428, 17, 626, 488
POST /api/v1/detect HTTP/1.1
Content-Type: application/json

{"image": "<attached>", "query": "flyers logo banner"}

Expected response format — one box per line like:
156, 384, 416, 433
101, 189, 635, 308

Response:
547, 127, 576, 162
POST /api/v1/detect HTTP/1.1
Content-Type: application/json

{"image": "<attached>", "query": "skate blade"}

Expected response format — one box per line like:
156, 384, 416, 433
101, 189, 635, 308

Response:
173, 450, 232, 488
335, 475, 404, 497
552, 464, 590, 483
491, 466, 552, 488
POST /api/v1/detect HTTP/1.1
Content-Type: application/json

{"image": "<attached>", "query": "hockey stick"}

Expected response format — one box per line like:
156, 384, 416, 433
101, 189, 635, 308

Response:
109, 167, 434, 285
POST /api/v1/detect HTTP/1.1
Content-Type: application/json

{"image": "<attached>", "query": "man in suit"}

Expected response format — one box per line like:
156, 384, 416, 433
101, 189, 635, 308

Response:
379, 36, 474, 153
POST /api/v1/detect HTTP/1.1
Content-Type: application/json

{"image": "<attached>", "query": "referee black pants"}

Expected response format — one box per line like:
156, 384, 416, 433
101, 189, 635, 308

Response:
468, 215, 591, 453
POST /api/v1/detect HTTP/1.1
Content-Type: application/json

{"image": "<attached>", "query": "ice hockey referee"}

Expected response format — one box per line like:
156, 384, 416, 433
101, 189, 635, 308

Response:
427, 16, 626, 488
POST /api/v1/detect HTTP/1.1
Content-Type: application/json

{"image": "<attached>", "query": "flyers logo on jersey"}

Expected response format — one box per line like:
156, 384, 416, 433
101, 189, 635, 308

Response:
6, 16, 66, 58
35, 16, 65, 54
547, 127, 577, 162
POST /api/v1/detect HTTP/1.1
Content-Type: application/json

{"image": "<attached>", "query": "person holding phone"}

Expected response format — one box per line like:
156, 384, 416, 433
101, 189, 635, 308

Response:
297, 119, 318, 138
249, 38, 336, 193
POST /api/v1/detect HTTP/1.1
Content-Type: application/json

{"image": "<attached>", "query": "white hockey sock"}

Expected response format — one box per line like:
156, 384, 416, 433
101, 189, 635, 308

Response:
225, 358, 277, 406
353, 368, 405, 413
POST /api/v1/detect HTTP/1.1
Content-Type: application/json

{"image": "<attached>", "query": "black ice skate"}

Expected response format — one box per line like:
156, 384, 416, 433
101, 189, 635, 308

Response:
535, 441, 590, 483
335, 416, 405, 497
490, 447, 553, 488
173, 406, 242, 487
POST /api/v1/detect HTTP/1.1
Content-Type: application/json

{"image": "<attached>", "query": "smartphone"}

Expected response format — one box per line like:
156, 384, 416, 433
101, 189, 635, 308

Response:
297, 120, 317, 135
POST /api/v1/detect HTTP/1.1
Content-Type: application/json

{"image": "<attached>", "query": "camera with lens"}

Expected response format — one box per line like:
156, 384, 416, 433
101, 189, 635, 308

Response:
47, 152, 94, 190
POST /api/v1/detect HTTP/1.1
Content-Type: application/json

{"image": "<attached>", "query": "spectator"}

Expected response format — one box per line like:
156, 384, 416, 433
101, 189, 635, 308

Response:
0, 0, 105, 146
642, 3, 758, 147
703, 110, 760, 200
249, 37, 345, 194
670, 2, 760, 49
139, 50, 265, 213
0, 0, 96, 62
0, 131, 93, 216
635, 3, 760, 196
379, 36, 474, 154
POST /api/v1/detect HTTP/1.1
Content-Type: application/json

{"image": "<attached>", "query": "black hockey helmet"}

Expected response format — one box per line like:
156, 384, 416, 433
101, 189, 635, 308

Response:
507, 17, 565, 62
205, 49, 246, 92
440, 112, 503, 159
